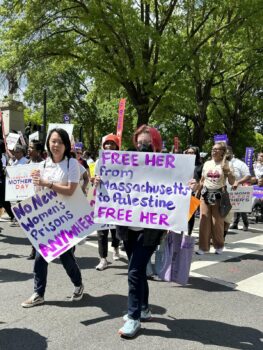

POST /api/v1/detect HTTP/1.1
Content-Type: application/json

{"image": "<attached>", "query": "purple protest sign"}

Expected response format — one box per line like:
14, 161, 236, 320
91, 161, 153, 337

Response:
75, 142, 83, 150
214, 134, 228, 144
245, 147, 254, 170
253, 186, 263, 199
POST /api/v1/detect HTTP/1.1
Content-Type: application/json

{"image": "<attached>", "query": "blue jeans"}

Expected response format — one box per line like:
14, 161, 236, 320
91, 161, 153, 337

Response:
123, 230, 156, 320
33, 249, 82, 297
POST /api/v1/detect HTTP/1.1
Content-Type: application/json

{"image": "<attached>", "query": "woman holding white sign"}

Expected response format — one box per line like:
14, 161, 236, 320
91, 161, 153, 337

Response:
116, 125, 164, 338
21, 128, 84, 308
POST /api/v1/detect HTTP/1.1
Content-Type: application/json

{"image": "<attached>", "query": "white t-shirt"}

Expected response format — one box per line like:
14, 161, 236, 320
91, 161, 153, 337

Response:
229, 157, 250, 181
202, 159, 233, 190
41, 157, 80, 184
253, 162, 263, 179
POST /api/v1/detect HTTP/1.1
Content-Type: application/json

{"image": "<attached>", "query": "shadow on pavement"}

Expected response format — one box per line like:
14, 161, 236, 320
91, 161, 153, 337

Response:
0, 268, 32, 283
223, 252, 263, 263
182, 277, 236, 292
0, 253, 24, 259
0, 233, 30, 246
0, 328, 48, 350
142, 317, 263, 349
46, 293, 166, 327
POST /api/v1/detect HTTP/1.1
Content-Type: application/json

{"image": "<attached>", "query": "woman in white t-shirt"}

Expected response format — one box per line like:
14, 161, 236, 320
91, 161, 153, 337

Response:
21, 128, 84, 308
197, 142, 235, 255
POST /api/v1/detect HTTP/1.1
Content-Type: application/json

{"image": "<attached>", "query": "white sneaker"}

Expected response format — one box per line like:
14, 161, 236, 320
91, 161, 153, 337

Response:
215, 248, 223, 255
195, 249, 205, 255
21, 293, 44, 308
96, 258, 108, 271
113, 247, 120, 261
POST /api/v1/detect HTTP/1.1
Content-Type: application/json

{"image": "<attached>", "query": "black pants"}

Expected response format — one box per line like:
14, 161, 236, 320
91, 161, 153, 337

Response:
97, 229, 119, 258
233, 212, 248, 227
0, 181, 14, 220
123, 231, 156, 320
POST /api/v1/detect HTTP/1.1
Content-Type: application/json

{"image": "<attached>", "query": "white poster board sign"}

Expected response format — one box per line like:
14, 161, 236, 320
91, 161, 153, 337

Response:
46, 123, 74, 140
229, 186, 253, 212
12, 187, 101, 263
94, 151, 195, 231
5, 163, 43, 201
29, 131, 39, 142
6, 133, 20, 150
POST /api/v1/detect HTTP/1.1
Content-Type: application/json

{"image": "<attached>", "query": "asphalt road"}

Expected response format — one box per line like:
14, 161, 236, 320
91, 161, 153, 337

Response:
0, 217, 262, 350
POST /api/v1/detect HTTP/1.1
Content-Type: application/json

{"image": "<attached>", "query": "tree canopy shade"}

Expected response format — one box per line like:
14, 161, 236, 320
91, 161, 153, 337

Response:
0, 0, 262, 154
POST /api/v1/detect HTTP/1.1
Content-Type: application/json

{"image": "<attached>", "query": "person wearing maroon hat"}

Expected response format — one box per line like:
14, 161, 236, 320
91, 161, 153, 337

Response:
117, 125, 164, 338
95, 134, 121, 271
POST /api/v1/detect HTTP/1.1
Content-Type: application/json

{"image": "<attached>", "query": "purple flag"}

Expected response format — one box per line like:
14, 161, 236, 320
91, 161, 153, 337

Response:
245, 147, 254, 170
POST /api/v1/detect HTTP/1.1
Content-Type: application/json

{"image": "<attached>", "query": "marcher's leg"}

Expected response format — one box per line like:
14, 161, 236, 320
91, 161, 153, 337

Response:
199, 199, 212, 252
97, 229, 109, 258
125, 233, 156, 320
33, 251, 48, 297
110, 229, 120, 248
211, 202, 225, 251
60, 249, 82, 287
241, 212, 249, 230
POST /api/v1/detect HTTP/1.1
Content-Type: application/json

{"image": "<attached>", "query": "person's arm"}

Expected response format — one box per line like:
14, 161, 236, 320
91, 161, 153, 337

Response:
32, 175, 78, 196
81, 171, 89, 194
232, 175, 251, 190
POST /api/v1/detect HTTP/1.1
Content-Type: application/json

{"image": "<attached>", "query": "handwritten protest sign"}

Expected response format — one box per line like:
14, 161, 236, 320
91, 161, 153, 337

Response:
6, 133, 20, 150
29, 131, 39, 142
5, 163, 43, 201
94, 151, 195, 231
12, 186, 101, 263
46, 123, 74, 140
229, 187, 253, 212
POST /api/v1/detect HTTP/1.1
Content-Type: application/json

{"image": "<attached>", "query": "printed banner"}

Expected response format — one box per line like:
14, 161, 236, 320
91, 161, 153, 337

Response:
94, 151, 195, 231
214, 134, 228, 144
253, 186, 263, 199
6, 133, 20, 150
116, 98, 126, 149
229, 187, 253, 212
5, 164, 43, 201
245, 147, 254, 170
12, 186, 101, 263
29, 131, 39, 142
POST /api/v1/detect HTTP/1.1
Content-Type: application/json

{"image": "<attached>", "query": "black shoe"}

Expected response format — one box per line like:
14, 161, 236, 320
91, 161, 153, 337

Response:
27, 253, 36, 260
243, 226, 248, 231
230, 224, 238, 230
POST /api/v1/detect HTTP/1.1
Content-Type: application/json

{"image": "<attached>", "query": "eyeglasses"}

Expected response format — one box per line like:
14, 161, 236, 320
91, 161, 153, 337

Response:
212, 148, 224, 151
186, 151, 195, 154
76, 151, 82, 154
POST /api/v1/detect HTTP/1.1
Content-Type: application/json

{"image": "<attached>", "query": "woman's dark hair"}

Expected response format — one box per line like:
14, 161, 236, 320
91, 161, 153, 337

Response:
46, 128, 71, 160
30, 140, 44, 153
185, 146, 201, 166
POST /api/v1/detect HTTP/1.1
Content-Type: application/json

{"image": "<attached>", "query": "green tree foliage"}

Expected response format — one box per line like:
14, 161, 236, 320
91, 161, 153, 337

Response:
0, 0, 262, 154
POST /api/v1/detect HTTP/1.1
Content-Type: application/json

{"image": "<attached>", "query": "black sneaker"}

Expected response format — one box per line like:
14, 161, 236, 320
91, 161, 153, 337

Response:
71, 284, 84, 301
229, 224, 238, 230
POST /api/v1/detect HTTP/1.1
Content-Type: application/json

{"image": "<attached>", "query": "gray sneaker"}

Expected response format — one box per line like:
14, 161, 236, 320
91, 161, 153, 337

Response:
21, 293, 44, 308
71, 284, 84, 301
